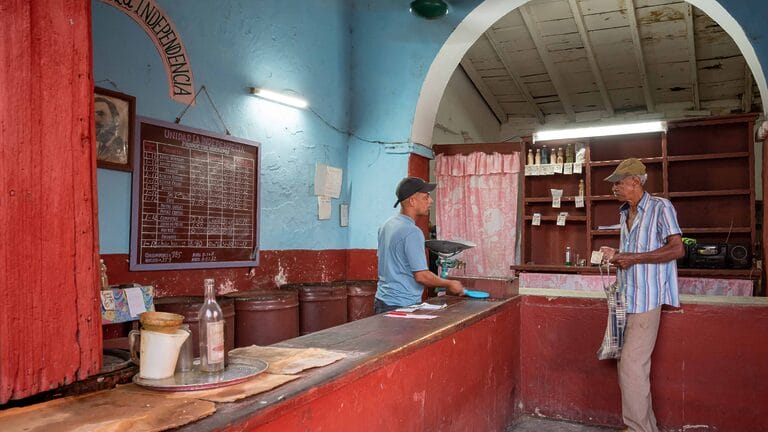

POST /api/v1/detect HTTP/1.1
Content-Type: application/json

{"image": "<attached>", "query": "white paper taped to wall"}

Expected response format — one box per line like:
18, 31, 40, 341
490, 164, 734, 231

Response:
314, 162, 342, 198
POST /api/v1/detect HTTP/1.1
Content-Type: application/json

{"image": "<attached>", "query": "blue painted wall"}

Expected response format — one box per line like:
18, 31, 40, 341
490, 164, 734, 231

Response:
94, 0, 768, 253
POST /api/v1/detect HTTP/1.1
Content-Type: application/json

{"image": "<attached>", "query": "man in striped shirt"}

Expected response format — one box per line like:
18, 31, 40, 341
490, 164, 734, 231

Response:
600, 158, 685, 432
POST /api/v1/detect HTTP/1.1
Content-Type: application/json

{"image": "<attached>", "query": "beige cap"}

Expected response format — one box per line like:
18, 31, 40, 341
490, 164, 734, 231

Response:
604, 158, 646, 182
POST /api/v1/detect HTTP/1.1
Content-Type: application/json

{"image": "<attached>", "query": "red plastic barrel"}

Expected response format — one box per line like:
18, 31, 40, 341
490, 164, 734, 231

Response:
295, 283, 348, 335
346, 281, 377, 321
154, 296, 235, 358
226, 290, 299, 347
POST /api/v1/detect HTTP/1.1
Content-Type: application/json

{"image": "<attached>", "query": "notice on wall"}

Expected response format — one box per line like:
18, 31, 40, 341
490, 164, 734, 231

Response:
130, 117, 260, 270
314, 162, 342, 198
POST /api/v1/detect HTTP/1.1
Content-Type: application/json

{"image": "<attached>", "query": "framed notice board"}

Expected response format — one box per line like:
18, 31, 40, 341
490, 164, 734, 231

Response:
130, 117, 260, 270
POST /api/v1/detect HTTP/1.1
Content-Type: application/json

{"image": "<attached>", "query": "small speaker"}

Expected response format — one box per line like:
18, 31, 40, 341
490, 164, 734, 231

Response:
728, 244, 751, 269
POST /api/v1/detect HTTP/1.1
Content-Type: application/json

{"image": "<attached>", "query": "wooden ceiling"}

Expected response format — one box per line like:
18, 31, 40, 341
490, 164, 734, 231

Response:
461, 0, 761, 135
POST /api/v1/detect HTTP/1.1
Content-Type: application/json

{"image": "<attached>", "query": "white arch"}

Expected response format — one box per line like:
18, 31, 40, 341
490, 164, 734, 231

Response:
411, 0, 768, 146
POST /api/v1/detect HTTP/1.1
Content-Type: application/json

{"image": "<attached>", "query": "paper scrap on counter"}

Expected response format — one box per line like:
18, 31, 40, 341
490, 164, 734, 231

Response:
314, 162, 342, 198
385, 313, 438, 320
318, 196, 331, 220
591, 250, 605, 265
124, 287, 147, 317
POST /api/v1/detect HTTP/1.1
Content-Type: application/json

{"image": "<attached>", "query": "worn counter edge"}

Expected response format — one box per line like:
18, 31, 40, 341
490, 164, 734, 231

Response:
180, 296, 516, 431
520, 287, 768, 306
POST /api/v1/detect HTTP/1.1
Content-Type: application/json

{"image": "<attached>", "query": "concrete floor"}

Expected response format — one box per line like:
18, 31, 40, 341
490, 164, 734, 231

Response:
507, 416, 621, 432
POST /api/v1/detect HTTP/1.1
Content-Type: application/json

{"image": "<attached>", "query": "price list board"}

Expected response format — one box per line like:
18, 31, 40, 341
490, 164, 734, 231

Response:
130, 118, 260, 270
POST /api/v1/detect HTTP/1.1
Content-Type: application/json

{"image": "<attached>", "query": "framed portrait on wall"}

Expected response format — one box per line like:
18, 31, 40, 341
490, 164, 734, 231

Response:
95, 87, 135, 171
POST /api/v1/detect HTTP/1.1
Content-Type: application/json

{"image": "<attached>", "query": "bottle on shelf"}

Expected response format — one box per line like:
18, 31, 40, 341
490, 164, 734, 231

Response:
565, 246, 572, 266
556, 147, 564, 164
578, 179, 585, 197
566, 144, 574, 163
99, 259, 109, 291
541, 145, 549, 164
550, 147, 557, 165
198, 278, 225, 373
534, 149, 541, 165
527, 148, 534, 165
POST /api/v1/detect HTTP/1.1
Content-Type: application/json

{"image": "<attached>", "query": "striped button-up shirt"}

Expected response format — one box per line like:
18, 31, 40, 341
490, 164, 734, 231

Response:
619, 192, 682, 313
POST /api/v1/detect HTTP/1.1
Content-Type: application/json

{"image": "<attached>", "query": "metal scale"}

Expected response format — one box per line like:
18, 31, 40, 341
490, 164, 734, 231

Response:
424, 239, 489, 298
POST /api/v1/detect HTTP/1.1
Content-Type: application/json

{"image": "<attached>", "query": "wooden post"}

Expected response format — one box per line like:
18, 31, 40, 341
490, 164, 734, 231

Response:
0, 0, 101, 402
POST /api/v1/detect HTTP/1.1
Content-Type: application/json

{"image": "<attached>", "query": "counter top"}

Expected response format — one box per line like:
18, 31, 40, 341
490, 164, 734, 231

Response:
180, 296, 512, 431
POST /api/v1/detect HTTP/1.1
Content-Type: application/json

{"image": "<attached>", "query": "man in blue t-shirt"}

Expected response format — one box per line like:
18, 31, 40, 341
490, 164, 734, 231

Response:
375, 177, 464, 314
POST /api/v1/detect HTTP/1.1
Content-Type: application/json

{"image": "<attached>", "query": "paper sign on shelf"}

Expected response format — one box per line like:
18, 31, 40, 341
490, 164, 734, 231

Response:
551, 189, 563, 208
552, 163, 563, 174
573, 163, 582, 174
575, 195, 584, 208
532, 213, 541, 226
563, 163, 573, 174
556, 212, 568, 226
314, 162, 342, 198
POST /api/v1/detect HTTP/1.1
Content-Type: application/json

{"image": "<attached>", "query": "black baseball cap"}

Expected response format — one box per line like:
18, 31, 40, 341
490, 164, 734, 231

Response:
394, 177, 436, 207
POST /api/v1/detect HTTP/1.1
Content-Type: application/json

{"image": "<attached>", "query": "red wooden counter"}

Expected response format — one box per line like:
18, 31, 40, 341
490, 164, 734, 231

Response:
180, 296, 520, 431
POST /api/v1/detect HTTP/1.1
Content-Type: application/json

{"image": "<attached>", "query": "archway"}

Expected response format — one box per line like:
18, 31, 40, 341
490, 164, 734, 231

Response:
411, 0, 768, 146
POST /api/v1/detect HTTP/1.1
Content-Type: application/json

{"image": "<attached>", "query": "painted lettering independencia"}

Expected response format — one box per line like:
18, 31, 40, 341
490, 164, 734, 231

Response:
130, 0, 192, 97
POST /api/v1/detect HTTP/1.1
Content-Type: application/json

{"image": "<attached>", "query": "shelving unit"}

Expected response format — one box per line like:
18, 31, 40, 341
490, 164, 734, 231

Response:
518, 114, 758, 279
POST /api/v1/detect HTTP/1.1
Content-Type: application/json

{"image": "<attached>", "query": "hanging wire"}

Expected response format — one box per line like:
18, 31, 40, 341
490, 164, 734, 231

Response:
175, 85, 231, 135
307, 106, 408, 145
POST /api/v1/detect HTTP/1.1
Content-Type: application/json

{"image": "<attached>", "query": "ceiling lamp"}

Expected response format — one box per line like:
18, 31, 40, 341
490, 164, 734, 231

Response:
248, 87, 308, 109
410, 0, 448, 20
533, 121, 666, 142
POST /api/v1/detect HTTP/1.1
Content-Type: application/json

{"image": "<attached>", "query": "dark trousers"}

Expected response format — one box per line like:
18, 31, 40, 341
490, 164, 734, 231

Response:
374, 298, 400, 314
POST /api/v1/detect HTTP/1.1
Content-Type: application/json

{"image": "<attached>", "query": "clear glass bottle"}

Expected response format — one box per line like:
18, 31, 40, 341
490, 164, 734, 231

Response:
534, 149, 541, 165
550, 147, 557, 164
527, 148, 534, 165
541, 145, 549, 164
198, 278, 225, 373
556, 147, 564, 164
565, 246, 572, 266
578, 179, 585, 197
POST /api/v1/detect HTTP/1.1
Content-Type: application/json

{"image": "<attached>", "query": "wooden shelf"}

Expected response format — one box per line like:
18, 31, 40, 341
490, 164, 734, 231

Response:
679, 227, 752, 234
510, 264, 759, 279
591, 230, 619, 235
589, 157, 662, 167
667, 152, 749, 162
668, 189, 750, 198
589, 193, 666, 201
525, 215, 587, 222
525, 196, 585, 203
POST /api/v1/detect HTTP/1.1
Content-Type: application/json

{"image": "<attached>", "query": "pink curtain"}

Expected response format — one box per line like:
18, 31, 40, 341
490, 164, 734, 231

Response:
435, 152, 520, 278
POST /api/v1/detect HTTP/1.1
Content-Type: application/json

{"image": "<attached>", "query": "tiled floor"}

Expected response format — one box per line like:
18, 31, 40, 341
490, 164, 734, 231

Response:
506, 415, 621, 432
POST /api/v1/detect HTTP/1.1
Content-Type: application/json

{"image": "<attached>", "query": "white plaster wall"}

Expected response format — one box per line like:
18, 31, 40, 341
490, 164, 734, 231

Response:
431, 67, 500, 145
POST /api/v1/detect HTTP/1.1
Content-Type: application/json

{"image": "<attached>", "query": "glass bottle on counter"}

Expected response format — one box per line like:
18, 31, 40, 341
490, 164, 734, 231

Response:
527, 148, 534, 165
534, 148, 541, 165
198, 278, 225, 373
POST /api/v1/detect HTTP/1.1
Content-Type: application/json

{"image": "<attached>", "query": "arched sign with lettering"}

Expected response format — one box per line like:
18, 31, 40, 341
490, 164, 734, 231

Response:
99, 0, 195, 106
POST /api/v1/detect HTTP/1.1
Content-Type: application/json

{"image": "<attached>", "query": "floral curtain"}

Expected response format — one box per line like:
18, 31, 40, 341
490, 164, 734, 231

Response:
435, 152, 519, 278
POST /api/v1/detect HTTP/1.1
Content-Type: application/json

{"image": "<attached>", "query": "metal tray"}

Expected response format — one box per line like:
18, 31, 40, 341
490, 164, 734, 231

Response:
132, 360, 268, 392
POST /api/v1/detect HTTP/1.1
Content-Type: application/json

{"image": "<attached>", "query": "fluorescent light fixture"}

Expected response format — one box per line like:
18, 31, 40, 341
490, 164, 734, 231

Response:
248, 87, 308, 109
533, 121, 666, 142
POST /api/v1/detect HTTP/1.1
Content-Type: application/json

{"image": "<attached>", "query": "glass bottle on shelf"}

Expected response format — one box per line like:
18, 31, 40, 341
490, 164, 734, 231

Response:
550, 147, 557, 165
534, 149, 541, 165
565, 246, 572, 266
566, 144, 574, 163
578, 179, 585, 197
198, 278, 225, 373
527, 148, 534, 165
99, 259, 109, 291
556, 147, 564, 164
541, 145, 549, 164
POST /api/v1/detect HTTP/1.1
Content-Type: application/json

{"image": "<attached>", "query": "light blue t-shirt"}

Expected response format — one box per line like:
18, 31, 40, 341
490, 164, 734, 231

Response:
376, 213, 428, 307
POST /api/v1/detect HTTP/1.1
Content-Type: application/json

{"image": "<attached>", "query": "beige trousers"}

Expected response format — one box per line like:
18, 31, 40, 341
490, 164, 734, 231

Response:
618, 307, 662, 432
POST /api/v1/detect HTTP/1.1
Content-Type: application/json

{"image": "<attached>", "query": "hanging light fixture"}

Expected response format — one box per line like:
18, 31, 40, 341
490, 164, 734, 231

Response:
409, 0, 449, 20
248, 87, 308, 109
